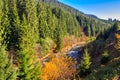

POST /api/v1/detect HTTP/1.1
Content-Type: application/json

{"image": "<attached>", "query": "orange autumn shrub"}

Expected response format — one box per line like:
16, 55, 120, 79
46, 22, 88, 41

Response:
114, 33, 120, 49
115, 33, 120, 39
42, 55, 76, 80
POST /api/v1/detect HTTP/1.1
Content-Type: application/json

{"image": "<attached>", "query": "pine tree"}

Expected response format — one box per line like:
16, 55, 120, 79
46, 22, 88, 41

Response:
54, 22, 63, 51
80, 49, 91, 76
0, 0, 3, 19
18, 15, 41, 80
17, 0, 39, 42
87, 25, 91, 37
51, 15, 57, 39
73, 15, 80, 36
37, 2, 49, 39
1, 0, 9, 46
0, 47, 17, 80
46, 7, 56, 38
90, 21, 95, 36
0, 1, 17, 79
5, 0, 20, 49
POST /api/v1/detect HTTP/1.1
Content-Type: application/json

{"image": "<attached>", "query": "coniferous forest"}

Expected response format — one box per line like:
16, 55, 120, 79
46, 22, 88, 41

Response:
0, 0, 120, 80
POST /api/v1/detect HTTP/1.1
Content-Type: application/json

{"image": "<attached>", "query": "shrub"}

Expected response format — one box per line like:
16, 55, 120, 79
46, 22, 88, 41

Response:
42, 55, 76, 80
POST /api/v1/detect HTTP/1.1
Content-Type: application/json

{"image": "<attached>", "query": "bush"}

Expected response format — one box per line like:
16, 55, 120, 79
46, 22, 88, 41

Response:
42, 55, 76, 80
101, 51, 110, 64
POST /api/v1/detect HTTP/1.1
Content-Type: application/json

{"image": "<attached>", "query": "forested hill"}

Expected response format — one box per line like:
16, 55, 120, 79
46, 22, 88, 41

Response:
40, 0, 84, 15
41, 0, 116, 23
40, 0, 113, 36
0, 0, 114, 52
41, 0, 98, 18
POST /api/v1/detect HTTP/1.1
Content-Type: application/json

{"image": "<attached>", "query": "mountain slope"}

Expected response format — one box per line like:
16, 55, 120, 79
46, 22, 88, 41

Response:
41, 0, 115, 23
41, 0, 113, 37
41, 0, 84, 15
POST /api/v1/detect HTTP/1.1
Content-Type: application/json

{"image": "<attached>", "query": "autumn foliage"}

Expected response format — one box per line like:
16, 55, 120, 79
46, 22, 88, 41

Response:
114, 32, 120, 49
42, 55, 76, 80
115, 33, 120, 39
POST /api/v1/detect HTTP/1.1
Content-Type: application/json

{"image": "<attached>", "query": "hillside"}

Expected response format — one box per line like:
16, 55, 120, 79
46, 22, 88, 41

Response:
0, 0, 120, 80
41, 0, 115, 24
82, 22, 120, 80
41, 0, 84, 15
41, 0, 113, 37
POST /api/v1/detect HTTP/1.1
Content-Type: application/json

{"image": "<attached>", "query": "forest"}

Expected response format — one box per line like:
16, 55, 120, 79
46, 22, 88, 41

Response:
0, 0, 120, 80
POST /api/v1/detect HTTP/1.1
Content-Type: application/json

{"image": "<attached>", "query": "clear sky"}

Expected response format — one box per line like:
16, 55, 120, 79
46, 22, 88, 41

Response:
58, 0, 120, 20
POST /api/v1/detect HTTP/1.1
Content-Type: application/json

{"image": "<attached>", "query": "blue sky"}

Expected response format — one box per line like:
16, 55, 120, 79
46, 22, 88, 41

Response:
58, 0, 120, 20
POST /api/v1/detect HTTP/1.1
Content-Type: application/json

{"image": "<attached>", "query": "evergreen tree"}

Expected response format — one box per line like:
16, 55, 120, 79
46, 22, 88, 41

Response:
18, 16, 41, 80
17, 0, 39, 42
0, 0, 3, 19
46, 6, 53, 38
90, 21, 95, 36
5, 0, 20, 49
73, 15, 80, 36
58, 8, 67, 36
37, 2, 49, 39
0, 46, 17, 80
80, 49, 91, 76
0, 1, 17, 79
87, 25, 91, 37
54, 21, 63, 51
66, 13, 74, 35
54, 8, 66, 51
1, 0, 9, 46
50, 14, 58, 39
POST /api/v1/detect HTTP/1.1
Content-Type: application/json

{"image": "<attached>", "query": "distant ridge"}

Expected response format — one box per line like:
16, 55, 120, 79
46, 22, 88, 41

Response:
41, 0, 120, 23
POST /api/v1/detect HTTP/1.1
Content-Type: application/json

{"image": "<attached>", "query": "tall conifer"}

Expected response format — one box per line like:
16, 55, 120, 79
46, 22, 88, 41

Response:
18, 15, 41, 80
0, 1, 17, 79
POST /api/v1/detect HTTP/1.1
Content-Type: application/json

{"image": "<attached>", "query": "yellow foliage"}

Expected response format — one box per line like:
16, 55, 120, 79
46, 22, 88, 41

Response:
112, 75, 119, 80
42, 55, 76, 80
115, 33, 120, 39
114, 33, 120, 49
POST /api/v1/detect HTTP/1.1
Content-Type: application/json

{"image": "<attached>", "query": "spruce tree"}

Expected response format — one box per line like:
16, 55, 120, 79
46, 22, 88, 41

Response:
37, 2, 49, 38
80, 49, 91, 76
90, 21, 95, 36
54, 22, 63, 51
5, 0, 20, 49
1, 0, 9, 46
46, 7, 55, 38
0, 46, 17, 80
0, 0, 3, 19
17, 0, 39, 42
73, 15, 80, 36
0, 1, 17, 79
87, 25, 91, 37
18, 15, 41, 80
